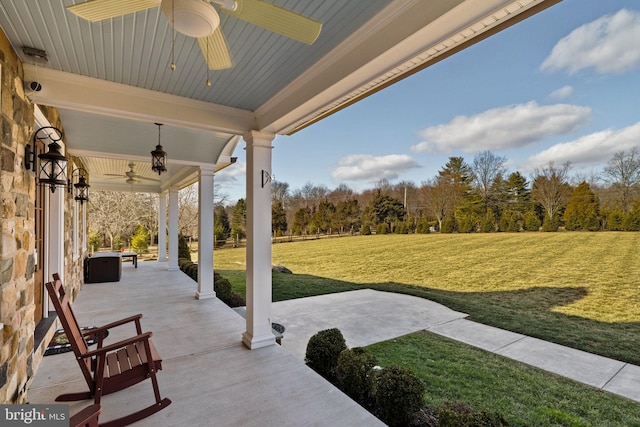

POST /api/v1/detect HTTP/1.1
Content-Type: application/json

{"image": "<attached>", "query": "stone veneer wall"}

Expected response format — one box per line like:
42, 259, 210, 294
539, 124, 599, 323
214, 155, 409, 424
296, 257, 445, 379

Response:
0, 28, 86, 403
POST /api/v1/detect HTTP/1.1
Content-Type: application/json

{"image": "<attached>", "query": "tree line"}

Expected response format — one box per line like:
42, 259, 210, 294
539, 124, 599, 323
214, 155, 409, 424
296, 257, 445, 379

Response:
221, 148, 640, 242
87, 148, 640, 250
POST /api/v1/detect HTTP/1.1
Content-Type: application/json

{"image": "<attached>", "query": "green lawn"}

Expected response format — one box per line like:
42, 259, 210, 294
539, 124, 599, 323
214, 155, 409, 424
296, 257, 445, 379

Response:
214, 232, 640, 365
368, 331, 640, 427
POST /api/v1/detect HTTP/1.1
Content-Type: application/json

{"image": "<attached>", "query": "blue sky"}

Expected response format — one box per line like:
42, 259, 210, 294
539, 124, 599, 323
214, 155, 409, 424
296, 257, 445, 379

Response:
217, 0, 640, 203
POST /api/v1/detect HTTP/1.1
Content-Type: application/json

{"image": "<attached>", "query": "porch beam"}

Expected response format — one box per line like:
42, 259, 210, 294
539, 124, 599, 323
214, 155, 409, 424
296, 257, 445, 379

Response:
24, 65, 255, 135
242, 131, 276, 349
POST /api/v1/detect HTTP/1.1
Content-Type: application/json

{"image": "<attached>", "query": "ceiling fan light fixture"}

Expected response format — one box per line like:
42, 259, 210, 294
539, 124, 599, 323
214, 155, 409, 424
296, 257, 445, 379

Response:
161, 0, 220, 38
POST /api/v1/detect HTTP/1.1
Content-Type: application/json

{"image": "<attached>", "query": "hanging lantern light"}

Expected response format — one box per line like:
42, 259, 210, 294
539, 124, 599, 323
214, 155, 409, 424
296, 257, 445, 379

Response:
25, 126, 69, 193
68, 168, 90, 204
151, 123, 167, 175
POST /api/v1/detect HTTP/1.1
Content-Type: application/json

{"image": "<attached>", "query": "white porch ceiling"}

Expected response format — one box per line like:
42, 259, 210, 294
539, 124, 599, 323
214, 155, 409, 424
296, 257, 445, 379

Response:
0, 0, 562, 193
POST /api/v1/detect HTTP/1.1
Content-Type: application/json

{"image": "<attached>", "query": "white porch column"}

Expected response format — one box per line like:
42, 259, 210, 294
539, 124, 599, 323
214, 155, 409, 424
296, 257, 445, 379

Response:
196, 167, 216, 299
158, 192, 167, 262
168, 187, 179, 271
242, 130, 276, 349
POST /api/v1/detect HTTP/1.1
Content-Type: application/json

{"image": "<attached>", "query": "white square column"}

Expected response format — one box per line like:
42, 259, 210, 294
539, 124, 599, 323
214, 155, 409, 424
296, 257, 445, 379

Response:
158, 192, 167, 262
196, 167, 216, 299
242, 131, 276, 349
168, 187, 179, 271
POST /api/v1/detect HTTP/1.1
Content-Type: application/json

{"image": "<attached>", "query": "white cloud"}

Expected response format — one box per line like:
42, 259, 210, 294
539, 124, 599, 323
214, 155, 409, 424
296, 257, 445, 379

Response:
549, 85, 574, 100
541, 9, 640, 75
331, 154, 420, 182
411, 102, 591, 153
214, 160, 245, 187
524, 121, 640, 170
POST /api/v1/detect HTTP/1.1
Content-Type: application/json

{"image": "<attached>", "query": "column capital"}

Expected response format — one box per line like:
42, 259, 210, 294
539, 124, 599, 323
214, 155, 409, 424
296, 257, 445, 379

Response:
199, 166, 216, 177
243, 130, 275, 147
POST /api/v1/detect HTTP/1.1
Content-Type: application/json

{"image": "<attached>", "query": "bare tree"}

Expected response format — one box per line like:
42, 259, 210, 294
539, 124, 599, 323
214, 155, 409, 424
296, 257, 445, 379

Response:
472, 150, 506, 206
421, 178, 453, 231
602, 148, 640, 213
531, 161, 572, 220
88, 191, 155, 249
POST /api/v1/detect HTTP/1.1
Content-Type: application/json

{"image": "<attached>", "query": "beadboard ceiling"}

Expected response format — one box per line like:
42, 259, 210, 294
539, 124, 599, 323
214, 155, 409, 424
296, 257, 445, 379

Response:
0, 0, 561, 192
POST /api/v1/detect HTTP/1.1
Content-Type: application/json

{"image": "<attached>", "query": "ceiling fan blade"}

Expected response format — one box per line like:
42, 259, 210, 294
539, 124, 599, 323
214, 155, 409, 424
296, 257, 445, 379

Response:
104, 173, 126, 177
67, 0, 160, 22
221, 0, 322, 45
135, 176, 161, 182
197, 27, 232, 70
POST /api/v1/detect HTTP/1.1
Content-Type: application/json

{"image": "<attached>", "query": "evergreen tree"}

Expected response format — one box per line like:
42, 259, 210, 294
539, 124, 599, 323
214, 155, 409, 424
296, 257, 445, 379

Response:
506, 171, 531, 212
563, 181, 600, 231
439, 157, 477, 220
214, 205, 231, 238
131, 225, 150, 253
333, 199, 360, 234
292, 207, 312, 235
313, 200, 336, 234
272, 201, 288, 236
230, 199, 247, 240
363, 190, 405, 232
623, 201, 640, 231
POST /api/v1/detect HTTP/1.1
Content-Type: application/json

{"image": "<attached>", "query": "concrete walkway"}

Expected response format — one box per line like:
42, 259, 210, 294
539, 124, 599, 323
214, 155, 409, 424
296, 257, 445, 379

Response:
271, 289, 640, 403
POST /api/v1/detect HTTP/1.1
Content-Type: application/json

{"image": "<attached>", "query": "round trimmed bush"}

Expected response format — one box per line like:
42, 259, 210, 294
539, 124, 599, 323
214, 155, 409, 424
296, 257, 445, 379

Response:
305, 328, 347, 382
335, 347, 377, 406
214, 276, 232, 303
373, 365, 424, 427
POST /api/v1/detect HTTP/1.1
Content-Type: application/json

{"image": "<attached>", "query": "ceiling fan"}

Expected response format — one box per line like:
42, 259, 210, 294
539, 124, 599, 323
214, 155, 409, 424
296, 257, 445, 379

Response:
105, 162, 160, 185
66, 0, 323, 70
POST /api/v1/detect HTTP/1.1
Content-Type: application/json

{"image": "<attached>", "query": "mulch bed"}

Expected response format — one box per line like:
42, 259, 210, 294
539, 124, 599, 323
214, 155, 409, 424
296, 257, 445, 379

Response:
44, 327, 109, 356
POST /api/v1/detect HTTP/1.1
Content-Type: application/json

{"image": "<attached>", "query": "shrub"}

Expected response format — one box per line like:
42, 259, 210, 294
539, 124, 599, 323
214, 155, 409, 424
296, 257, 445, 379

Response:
376, 223, 388, 234
440, 218, 456, 233
214, 276, 232, 303
186, 263, 198, 281
305, 328, 347, 382
335, 347, 377, 407
131, 226, 150, 253
178, 234, 191, 261
361, 223, 372, 235
542, 215, 559, 232
437, 401, 510, 427
523, 210, 541, 231
372, 365, 424, 427
227, 293, 246, 307
88, 230, 102, 252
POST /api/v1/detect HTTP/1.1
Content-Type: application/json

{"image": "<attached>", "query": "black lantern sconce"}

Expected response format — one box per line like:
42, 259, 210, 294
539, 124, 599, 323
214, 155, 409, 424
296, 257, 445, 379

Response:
68, 168, 90, 204
151, 123, 167, 175
25, 126, 69, 193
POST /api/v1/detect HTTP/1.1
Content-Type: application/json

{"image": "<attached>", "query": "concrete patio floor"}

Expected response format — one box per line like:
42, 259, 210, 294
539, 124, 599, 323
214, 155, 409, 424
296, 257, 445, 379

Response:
27, 261, 384, 426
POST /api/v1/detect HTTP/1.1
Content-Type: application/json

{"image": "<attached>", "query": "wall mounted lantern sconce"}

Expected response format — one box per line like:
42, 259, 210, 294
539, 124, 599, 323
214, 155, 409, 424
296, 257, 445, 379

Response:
261, 170, 273, 188
68, 168, 90, 204
25, 126, 69, 193
151, 123, 167, 175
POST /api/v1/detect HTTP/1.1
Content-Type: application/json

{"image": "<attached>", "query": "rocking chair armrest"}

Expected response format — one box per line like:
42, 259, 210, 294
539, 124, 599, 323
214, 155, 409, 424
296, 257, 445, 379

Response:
95, 314, 143, 332
80, 331, 153, 359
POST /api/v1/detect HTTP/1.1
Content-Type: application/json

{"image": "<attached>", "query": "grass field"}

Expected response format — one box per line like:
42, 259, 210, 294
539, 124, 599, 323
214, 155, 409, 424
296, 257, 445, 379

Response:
213, 232, 640, 426
214, 232, 640, 365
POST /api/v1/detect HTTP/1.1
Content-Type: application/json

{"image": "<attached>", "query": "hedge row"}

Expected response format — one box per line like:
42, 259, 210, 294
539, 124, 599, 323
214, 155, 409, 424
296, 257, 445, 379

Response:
178, 258, 246, 307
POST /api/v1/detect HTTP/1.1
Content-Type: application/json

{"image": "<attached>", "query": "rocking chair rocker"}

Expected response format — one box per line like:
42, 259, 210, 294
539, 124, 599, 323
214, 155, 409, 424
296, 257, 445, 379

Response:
45, 274, 171, 427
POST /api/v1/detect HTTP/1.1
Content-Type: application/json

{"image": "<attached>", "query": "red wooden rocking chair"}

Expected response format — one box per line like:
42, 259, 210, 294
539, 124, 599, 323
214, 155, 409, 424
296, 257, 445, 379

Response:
45, 274, 171, 427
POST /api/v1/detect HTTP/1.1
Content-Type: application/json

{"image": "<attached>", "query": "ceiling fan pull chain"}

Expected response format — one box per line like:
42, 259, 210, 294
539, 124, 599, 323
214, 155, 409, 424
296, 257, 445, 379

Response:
170, 0, 176, 70
206, 36, 212, 87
